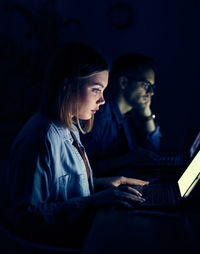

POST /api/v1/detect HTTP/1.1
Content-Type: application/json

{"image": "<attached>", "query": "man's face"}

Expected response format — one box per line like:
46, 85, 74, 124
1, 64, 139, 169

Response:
122, 69, 155, 109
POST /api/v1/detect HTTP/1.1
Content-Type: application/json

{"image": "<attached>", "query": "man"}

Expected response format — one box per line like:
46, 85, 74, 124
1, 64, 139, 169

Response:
81, 53, 162, 178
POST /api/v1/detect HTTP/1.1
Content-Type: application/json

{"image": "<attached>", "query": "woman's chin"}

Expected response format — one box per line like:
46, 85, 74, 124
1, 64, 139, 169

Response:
79, 115, 92, 120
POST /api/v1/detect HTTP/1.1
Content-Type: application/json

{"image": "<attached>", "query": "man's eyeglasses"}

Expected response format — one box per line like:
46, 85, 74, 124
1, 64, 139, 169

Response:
134, 80, 156, 93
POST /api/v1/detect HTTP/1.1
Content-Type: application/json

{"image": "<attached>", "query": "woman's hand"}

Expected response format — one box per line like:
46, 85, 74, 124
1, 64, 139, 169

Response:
94, 176, 149, 189
90, 185, 146, 209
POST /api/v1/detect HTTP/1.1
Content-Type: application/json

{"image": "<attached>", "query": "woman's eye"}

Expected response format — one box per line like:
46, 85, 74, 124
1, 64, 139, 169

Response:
92, 88, 101, 94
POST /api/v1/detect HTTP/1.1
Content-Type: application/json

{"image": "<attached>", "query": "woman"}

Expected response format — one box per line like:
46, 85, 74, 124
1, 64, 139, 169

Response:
7, 42, 148, 248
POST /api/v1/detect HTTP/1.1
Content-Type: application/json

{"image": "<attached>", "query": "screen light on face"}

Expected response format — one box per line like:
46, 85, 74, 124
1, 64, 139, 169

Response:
178, 150, 200, 197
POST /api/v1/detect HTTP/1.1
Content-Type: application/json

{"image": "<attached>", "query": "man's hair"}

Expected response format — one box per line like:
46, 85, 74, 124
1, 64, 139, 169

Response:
106, 53, 156, 98
110, 53, 156, 80
40, 41, 109, 133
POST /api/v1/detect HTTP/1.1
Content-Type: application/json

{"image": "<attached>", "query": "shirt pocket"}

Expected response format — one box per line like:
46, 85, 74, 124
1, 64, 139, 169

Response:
58, 173, 89, 200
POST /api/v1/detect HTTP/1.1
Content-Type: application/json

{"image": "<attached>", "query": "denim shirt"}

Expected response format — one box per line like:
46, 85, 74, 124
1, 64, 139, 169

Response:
7, 113, 94, 237
81, 99, 162, 174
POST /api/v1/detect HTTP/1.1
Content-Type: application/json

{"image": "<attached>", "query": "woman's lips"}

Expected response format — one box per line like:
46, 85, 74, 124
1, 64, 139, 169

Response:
91, 109, 99, 114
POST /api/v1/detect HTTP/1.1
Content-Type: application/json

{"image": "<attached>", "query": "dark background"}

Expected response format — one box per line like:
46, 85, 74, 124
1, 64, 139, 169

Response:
0, 0, 200, 159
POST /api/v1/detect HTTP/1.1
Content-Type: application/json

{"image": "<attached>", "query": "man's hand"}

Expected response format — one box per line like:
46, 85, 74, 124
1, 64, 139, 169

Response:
134, 97, 152, 117
122, 147, 160, 166
134, 147, 160, 162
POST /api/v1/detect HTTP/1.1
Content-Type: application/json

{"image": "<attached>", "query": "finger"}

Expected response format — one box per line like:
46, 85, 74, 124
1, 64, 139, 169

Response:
115, 189, 146, 204
133, 179, 149, 186
148, 152, 160, 160
123, 193, 146, 203
118, 185, 142, 197
121, 177, 149, 186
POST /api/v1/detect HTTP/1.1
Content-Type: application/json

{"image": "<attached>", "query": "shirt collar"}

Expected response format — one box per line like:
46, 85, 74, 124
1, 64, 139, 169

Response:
54, 123, 79, 144
110, 98, 136, 123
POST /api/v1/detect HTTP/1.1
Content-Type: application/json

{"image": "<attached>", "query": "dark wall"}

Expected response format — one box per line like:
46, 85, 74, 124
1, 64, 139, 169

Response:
0, 0, 200, 159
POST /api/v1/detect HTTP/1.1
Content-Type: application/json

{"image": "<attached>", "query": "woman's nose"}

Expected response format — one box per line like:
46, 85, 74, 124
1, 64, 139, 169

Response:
97, 95, 105, 105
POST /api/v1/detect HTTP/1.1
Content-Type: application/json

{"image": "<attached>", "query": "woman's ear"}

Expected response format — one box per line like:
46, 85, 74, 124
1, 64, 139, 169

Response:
119, 76, 128, 90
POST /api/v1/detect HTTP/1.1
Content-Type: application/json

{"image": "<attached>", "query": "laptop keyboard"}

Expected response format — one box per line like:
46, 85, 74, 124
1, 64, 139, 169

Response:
141, 184, 177, 205
135, 154, 185, 167
158, 154, 184, 166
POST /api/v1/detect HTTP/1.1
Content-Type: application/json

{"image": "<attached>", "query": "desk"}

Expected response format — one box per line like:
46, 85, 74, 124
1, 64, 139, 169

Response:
81, 207, 199, 254
82, 164, 200, 254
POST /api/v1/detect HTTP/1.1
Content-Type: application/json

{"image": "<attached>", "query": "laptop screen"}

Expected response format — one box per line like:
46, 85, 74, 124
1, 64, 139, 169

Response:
178, 150, 200, 198
190, 131, 200, 158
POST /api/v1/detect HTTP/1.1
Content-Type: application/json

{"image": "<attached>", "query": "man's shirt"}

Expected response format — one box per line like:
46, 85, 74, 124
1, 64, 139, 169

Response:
81, 99, 161, 176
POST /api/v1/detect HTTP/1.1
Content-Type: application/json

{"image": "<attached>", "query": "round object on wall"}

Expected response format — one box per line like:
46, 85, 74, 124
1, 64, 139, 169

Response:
107, 2, 135, 30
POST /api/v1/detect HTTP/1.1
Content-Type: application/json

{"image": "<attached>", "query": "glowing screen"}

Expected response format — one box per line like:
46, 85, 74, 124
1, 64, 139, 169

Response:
178, 150, 200, 197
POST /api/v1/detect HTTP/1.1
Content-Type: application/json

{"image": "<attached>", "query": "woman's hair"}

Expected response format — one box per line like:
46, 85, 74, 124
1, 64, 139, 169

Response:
40, 41, 109, 133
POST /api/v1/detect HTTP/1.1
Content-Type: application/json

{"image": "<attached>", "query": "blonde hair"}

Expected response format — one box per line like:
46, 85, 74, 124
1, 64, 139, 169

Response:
40, 41, 109, 133
58, 77, 94, 134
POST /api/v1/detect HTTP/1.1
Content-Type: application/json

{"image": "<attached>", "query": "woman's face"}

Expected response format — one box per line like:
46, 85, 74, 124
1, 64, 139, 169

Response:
73, 70, 109, 120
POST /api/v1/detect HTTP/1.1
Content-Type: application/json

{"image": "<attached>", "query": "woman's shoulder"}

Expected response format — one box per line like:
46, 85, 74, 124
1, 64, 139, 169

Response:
19, 113, 70, 145
45, 121, 70, 142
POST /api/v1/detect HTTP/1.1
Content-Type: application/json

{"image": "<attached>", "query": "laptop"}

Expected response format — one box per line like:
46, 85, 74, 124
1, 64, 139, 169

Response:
135, 150, 200, 208
137, 130, 200, 168
160, 130, 200, 166
189, 131, 200, 159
